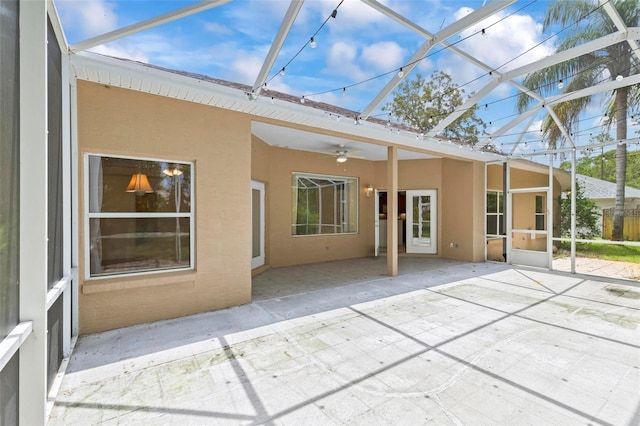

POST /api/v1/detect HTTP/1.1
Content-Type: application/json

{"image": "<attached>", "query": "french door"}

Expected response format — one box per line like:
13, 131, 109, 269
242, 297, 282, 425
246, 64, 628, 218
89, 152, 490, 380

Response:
405, 190, 437, 254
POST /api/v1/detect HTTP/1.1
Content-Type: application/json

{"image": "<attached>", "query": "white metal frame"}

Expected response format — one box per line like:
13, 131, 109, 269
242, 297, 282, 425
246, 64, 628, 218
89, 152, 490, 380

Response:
83, 153, 196, 280
508, 186, 551, 268
291, 172, 359, 236
18, 1, 49, 423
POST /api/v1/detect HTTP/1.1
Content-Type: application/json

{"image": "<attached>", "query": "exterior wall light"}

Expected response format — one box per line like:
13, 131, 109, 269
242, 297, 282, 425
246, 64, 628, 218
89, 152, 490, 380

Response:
365, 184, 373, 197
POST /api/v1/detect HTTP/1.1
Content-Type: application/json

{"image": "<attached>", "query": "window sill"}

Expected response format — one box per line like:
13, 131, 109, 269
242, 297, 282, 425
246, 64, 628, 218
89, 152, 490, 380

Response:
82, 270, 196, 294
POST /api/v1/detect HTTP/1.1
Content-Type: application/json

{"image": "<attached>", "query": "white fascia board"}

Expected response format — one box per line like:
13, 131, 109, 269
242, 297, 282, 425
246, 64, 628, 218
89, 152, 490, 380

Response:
70, 53, 504, 163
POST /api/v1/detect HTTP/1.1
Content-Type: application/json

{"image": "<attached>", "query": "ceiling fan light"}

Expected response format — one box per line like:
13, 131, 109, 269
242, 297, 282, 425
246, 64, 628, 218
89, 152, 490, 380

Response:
336, 153, 348, 163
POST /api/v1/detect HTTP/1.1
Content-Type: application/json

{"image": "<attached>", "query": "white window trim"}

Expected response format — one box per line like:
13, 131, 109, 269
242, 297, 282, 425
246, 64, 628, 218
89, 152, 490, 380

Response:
83, 153, 195, 280
291, 172, 359, 236
486, 189, 504, 238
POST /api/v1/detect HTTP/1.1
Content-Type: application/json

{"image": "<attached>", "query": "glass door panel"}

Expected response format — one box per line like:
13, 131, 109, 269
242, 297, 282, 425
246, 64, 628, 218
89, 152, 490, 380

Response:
406, 190, 437, 254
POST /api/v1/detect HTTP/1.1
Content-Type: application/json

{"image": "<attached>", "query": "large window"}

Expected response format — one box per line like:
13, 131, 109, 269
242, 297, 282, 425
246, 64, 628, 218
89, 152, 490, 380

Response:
291, 173, 358, 235
486, 190, 504, 236
86, 155, 193, 278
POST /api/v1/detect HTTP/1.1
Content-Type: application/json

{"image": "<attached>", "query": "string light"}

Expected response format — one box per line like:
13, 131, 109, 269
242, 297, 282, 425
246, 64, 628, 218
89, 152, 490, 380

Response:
279, 67, 285, 76
310, 37, 317, 48
615, 74, 623, 81
300, 96, 305, 104
342, 87, 346, 96
295, 0, 602, 107
557, 79, 564, 89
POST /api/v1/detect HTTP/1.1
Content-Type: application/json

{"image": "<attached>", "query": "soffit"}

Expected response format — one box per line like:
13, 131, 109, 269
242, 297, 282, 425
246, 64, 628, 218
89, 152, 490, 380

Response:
71, 52, 501, 163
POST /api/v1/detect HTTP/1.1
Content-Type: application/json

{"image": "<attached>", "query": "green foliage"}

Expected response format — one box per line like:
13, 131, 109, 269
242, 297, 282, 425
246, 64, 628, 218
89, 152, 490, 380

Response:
559, 181, 600, 238
516, 0, 640, 148
383, 71, 487, 145
560, 133, 640, 189
556, 242, 640, 263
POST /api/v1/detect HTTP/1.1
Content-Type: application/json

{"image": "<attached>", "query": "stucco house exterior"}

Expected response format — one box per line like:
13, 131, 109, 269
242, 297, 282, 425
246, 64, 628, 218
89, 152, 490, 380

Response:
2, 3, 586, 422
70, 53, 569, 334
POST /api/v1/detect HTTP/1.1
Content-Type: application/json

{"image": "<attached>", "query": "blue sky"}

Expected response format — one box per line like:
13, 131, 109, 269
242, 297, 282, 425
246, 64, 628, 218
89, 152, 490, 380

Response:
54, 0, 638, 160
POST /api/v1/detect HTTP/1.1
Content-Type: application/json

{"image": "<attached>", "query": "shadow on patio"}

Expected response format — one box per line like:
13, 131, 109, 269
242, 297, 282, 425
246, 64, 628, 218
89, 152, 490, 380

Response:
49, 259, 640, 425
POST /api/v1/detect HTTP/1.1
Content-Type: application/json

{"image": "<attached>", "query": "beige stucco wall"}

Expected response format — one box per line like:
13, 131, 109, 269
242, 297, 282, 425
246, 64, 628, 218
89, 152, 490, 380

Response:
372, 157, 485, 261
263, 145, 376, 267
77, 81, 252, 334
441, 159, 486, 262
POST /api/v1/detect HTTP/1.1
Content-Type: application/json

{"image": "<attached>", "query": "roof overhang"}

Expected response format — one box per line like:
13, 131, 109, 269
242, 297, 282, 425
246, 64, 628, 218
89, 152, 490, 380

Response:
70, 52, 506, 163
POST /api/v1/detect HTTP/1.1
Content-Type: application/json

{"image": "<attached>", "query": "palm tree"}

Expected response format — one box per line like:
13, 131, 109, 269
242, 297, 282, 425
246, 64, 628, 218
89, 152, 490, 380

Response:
517, 0, 639, 241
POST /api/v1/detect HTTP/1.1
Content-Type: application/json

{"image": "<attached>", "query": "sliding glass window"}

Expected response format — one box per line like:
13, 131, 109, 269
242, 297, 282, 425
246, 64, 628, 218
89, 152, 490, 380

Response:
86, 155, 194, 278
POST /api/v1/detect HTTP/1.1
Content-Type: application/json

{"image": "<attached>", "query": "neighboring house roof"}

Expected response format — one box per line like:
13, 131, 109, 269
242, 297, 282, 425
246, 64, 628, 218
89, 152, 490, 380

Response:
576, 174, 640, 200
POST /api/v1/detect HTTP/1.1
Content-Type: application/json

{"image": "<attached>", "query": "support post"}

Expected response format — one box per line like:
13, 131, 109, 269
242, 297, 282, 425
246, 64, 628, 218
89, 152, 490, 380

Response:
387, 146, 398, 277
19, 0, 49, 423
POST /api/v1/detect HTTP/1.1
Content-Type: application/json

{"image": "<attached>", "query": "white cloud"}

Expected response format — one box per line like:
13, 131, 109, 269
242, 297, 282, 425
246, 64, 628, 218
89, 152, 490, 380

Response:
454, 8, 554, 73
361, 42, 405, 72
230, 54, 264, 85
203, 22, 233, 36
57, 0, 118, 39
326, 41, 367, 80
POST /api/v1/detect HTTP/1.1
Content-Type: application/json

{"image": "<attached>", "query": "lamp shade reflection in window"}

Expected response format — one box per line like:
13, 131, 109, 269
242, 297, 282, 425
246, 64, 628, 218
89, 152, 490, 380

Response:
86, 155, 194, 278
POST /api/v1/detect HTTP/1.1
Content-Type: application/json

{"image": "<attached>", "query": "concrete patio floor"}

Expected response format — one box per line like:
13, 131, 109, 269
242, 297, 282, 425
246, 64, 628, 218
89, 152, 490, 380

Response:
49, 258, 640, 425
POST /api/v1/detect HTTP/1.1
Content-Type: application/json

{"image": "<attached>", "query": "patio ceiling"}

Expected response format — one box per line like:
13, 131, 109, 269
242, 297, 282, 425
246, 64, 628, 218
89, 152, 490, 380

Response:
62, 0, 640, 162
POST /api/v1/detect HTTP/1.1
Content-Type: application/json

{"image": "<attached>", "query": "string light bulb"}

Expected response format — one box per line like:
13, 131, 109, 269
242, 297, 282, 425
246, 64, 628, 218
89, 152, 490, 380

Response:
342, 87, 346, 96
397, 67, 404, 78
481, 28, 487, 38
616, 74, 623, 81
310, 37, 317, 48
279, 67, 285, 76
300, 96, 305, 104
557, 79, 564, 89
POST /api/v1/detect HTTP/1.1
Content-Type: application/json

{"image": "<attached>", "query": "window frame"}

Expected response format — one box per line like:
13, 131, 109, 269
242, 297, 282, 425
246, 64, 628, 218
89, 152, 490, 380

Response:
535, 194, 546, 231
291, 172, 359, 236
486, 190, 504, 237
84, 153, 195, 280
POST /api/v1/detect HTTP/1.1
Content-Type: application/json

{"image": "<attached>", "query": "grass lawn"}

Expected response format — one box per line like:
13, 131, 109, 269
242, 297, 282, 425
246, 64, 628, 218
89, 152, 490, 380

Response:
556, 241, 640, 263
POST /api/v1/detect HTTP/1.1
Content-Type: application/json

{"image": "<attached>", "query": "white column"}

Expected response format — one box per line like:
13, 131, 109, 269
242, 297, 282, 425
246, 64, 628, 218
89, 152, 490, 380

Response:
505, 159, 512, 263
19, 0, 49, 424
548, 155, 554, 269
70, 79, 80, 337
387, 146, 398, 277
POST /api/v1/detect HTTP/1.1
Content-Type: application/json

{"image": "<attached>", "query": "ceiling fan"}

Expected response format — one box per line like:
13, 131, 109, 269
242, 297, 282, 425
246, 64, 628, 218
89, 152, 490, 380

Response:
335, 144, 348, 163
